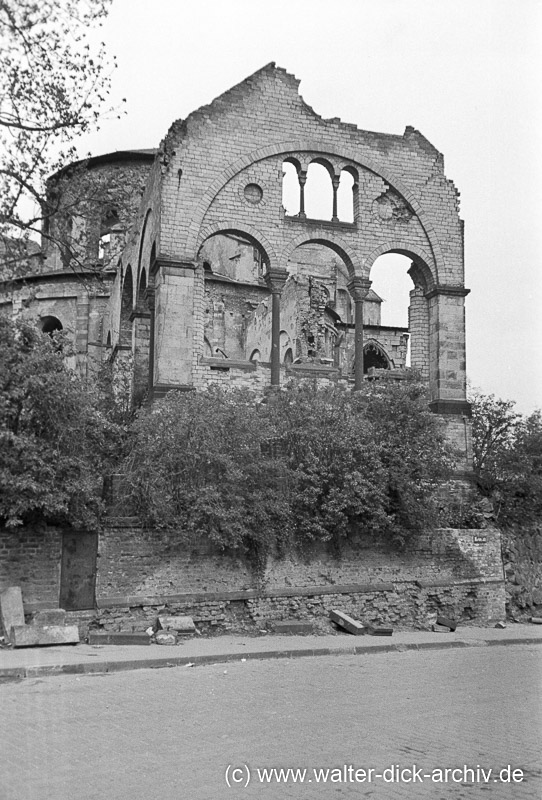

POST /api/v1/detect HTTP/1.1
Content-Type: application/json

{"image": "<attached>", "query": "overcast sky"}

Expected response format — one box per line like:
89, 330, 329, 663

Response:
78, 0, 542, 413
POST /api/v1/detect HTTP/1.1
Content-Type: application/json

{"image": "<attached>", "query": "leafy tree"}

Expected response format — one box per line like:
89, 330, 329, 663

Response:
471, 390, 542, 525
0, 314, 121, 528
0, 0, 116, 275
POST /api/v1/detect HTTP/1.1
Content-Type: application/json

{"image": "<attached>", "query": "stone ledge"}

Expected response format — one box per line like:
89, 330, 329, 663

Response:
96, 583, 393, 608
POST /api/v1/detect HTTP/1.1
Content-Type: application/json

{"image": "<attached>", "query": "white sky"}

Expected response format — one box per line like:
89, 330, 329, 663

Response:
78, 0, 542, 413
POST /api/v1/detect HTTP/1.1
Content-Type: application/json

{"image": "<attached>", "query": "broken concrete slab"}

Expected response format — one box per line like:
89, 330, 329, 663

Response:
530, 616, 542, 625
494, 621, 507, 629
156, 615, 195, 634
0, 587, 25, 637
88, 631, 151, 646
269, 620, 314, 635
329, 610, 366, 635
28, 609, 67, 627
10, 624, 79, 648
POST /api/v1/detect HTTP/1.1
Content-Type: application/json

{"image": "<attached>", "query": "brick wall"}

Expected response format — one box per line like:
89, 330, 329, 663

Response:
502, 523, 542, 618
0, 525, 62, 606
92, 521, 505, 633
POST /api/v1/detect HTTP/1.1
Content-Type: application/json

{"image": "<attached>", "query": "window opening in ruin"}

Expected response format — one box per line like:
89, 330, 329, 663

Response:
337, 169, 355, 223
284, 348, 293, 363
99, 209, 121, 266
199, 231, 268, 283
304, 161, 333, 220
369, 252, 425, 370
363, 342, 390, 373
40, 316, 63, 335
282, 160, 300, 216
249, 349, 261, 362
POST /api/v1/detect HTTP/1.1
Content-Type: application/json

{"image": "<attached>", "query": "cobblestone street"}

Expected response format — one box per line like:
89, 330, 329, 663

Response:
1, 643, 541, 799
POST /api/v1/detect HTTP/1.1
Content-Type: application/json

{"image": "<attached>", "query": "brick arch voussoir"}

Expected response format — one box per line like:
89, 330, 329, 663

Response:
365, 241, 437, 289
280, 230, 359, 278
196, 220, 279, 268
184, 140, 446, 275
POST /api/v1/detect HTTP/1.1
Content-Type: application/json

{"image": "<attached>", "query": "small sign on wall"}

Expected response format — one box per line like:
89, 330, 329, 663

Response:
473, 535, 488, 544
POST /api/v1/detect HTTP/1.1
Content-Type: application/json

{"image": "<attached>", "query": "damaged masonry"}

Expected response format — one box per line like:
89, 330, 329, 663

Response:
1, 64, 506, 637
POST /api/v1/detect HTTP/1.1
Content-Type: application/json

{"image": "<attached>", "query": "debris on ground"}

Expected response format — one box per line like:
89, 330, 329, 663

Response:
329, 609, 367, 635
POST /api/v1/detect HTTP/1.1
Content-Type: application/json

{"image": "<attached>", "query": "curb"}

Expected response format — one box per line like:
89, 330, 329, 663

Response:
1, 636, 541, 681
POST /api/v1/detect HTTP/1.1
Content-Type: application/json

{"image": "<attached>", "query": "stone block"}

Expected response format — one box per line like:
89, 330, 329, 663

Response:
155, 630, 177, 645
88, 631, 151, 645
156, 615, 196, 633
10, 624, 80, 647
329, 609, 366, 635
269, 619, 314, 635
367, 626, 393, 636
1, 587, 25, 637
28, 609, 67, 626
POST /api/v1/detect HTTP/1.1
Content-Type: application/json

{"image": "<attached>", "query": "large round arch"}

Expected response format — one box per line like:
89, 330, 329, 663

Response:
196, 222, 276, 271
183, 140, 446, 273
280, 232, 357, 279
365, 241, 437, 291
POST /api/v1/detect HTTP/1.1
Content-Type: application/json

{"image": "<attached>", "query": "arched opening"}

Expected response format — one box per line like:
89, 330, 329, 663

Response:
284, 348, 293, 364
198, 231, 269, 284
138, 268, 147, 305
337, 169, 356, 223
282, 159, 300, 216
40, 316, 63, 335
120, 266, 134, 347
249, 349, 261, 362
199, 230, 270, 362
369, 251, 431, 375
364, 342, 390, 373
99, 209, 121, 268
304, 161, 333, 220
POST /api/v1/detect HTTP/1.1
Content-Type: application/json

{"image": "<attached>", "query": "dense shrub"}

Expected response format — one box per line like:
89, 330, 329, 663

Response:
123, 377, 454, 560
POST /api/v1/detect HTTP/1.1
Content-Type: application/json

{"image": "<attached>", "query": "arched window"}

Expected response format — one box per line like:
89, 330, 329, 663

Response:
284, 348, 293, 364
249, 349, 261, 362
337, 169, 355, 223
40, 316, 63, 335
282, 160, 301, 216
304, 162, 333, 220
364, 343, 390, 373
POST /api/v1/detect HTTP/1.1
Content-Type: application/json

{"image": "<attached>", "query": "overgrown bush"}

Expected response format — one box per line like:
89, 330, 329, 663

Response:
0, 315, 123, 528
122, 376, 454, 561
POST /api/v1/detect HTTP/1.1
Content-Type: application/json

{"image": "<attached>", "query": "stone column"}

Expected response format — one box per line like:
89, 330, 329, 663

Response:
347, 277, 372, 390
298, 170, 307, 220
144, 285, 155, 395
424, 284, 470, 414
131, 304, 151, 402
75, 293, 90, 378
332, 175, 340, 222
408, 286, 429, 379
151, 258, 197, 397
266, 268, 288, 386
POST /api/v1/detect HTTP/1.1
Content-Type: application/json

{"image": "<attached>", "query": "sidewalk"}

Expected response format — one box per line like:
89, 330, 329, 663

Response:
1, 623, 542, 680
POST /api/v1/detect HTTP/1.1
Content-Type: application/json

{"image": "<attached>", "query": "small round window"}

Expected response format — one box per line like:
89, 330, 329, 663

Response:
244, 183, 263, 205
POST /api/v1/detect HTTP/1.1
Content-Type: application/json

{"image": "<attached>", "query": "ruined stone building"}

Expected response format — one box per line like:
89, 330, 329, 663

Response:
1, 63, 470, 454
1, 66, 508, 629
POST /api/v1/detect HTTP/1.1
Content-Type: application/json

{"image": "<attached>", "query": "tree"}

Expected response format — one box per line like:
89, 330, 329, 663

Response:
0, 314, 121, 528
0, 0, 116, 275
471, 390, 542, 525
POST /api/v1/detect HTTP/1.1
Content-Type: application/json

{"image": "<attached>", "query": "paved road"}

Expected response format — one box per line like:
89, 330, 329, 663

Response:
1, 644, 541, 799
